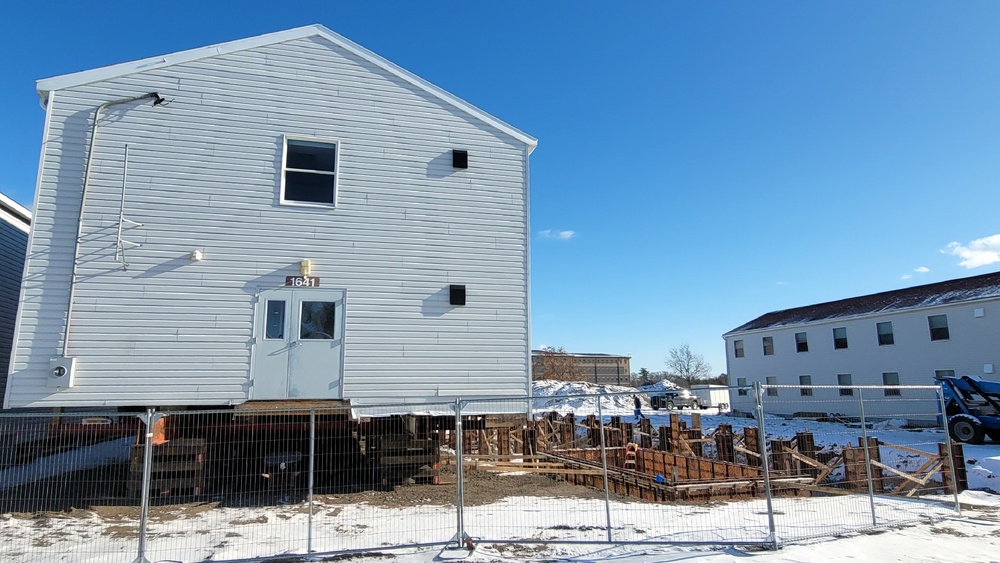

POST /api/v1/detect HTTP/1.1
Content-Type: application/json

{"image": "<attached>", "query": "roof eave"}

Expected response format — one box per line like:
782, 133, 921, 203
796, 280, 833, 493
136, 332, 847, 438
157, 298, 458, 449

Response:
35, 24, 537, 152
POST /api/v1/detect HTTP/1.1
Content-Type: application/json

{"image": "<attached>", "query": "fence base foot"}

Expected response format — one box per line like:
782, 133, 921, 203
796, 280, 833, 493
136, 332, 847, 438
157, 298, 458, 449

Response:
445, 532, 473, 551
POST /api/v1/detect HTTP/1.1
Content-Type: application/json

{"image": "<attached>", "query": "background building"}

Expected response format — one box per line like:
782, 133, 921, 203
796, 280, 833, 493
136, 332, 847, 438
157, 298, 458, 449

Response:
531, 350, 631, 386
724, 271, 1000, 418
0, 193, 30, 406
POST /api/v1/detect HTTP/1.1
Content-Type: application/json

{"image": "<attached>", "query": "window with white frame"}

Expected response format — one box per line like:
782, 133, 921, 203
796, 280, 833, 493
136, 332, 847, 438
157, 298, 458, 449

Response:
882, 372, 900, 396
734, 340, 744, 358
737, 377, 748, 396
876, 321, 894, 346
763, 336, 774, 356
282, 138, 339, 205
838, 373, 853, 396
928, 314, 950, 341
799, 375, 812, 396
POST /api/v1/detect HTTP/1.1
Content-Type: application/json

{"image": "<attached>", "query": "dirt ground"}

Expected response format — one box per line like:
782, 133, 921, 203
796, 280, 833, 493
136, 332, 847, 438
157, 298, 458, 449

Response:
6, 468, 608, 524
316, 467, 608, 508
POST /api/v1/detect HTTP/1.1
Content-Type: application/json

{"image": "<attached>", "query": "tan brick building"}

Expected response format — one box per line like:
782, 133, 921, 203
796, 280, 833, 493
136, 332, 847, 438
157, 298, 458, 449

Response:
531, 350, 632, 386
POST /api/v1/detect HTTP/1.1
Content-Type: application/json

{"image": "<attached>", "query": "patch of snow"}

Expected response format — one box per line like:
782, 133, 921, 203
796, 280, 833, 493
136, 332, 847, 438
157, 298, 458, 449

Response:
635, 380, 682, 394
968, 455, 1000, 493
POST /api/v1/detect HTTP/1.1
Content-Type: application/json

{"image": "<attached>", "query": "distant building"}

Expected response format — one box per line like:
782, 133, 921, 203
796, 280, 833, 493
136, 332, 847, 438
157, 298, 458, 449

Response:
0, 193, 31, 406
724, 271, 1000, 418
531, 350, 631, 386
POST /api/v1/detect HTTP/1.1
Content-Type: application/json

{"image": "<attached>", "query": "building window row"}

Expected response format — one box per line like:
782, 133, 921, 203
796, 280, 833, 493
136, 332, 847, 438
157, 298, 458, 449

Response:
757, 372, 902, 397
733, 314, 951, 358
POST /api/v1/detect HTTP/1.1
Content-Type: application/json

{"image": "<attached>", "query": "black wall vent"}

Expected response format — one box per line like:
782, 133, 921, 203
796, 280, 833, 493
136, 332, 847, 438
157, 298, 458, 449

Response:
449, 284, 466, 306
452, 150, 469, 169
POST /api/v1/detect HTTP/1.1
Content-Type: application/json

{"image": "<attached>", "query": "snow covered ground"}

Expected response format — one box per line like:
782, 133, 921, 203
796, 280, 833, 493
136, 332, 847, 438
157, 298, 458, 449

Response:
3, 490, 992, 562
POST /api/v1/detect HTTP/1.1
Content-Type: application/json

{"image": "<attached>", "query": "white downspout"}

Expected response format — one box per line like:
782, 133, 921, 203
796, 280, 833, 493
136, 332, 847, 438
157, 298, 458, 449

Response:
62, 92, 164, 357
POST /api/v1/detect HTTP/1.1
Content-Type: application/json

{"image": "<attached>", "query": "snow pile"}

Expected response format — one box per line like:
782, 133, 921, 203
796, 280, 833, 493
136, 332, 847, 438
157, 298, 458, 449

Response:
870, 418, 910, 430
531, 380, 647, 415
635, 380, 682, 394
968, 455, 1000, 493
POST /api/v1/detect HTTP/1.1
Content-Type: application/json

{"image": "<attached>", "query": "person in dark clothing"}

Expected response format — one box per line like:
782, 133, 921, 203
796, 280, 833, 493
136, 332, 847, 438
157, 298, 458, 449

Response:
633, 395, 644, 420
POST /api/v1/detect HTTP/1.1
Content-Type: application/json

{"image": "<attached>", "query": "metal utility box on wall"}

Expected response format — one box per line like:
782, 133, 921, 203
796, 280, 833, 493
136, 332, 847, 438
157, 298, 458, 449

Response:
47, 357, 77, 389
4, 25, 536, 409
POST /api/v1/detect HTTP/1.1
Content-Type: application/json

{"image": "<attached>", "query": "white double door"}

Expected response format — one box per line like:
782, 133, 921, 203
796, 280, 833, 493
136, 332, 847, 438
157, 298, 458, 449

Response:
251, 288, 345, 400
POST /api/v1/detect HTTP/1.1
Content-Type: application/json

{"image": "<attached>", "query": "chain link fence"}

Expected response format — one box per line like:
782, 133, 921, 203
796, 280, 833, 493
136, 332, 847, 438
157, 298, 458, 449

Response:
0, 385, 964, 562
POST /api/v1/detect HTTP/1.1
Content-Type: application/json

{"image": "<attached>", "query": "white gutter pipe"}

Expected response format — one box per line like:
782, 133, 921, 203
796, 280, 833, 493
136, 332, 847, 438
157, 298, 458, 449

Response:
62, 92, 164, 357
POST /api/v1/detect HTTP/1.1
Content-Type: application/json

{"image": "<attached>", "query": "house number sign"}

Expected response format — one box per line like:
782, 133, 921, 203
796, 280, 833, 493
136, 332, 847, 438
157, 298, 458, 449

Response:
285, 276, 320, 287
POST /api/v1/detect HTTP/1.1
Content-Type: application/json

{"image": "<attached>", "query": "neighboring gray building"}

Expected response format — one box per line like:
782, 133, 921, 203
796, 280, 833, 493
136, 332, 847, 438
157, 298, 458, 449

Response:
0, 193, 30, 406
724, 272, 1000, 418
5, 25, 536, 409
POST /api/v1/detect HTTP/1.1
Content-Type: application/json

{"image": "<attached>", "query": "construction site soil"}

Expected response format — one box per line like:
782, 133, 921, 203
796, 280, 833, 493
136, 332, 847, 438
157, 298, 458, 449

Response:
7, 469, 610, 523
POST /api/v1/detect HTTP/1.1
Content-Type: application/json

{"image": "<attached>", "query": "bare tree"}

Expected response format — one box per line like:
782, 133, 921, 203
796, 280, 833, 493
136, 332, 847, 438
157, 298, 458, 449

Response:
534, 346, 584, 381
664, 344, 712, 388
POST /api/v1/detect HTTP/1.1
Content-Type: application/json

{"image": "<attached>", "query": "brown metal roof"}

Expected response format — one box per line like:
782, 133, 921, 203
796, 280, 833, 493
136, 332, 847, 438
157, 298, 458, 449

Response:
726, 270, 1000, 335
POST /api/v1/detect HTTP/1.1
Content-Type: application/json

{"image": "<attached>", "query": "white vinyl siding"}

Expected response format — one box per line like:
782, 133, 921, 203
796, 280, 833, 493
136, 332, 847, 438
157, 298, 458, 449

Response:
8, 36, 530, 408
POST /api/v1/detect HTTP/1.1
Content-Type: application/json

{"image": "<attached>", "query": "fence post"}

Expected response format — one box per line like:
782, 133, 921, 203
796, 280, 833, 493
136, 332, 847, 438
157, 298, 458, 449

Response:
308, 408, 316, 553
132, 409, 158, 563
596, 391, 613, 542
453, 399, 468, 548
753, 382, 778, 550
856, 388, 878, 527
936, 388, 963, 515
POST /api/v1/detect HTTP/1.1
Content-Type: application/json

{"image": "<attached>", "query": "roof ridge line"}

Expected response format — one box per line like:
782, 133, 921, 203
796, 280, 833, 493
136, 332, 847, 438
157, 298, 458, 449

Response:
35, 24, 537, 152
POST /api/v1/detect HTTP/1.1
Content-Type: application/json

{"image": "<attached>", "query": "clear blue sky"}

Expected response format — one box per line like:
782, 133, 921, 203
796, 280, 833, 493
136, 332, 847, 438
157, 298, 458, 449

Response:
3, 2, 1000, 377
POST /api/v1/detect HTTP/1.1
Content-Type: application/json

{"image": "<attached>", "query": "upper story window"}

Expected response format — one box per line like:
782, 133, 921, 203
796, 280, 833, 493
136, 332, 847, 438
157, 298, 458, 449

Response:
928, 314, 950, 341
833, 327, 848, 349
762, 336, 774, 356
282, 137, 339, 206
733, 340, 744, 358
795, 332, 808, 353
876, 321, 894, 346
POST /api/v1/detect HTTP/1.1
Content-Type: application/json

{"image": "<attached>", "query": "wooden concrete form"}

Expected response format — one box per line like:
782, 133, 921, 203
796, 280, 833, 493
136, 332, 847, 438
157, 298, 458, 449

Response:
450, 411, 968, 503
129, 438, 207, 497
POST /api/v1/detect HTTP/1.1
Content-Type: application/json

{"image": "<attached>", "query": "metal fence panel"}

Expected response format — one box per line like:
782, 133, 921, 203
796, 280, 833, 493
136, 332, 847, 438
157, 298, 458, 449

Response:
0, 411, 140, 562
758, 384, 960, 543
0, 387, 964, 561
458, 396, 614, 545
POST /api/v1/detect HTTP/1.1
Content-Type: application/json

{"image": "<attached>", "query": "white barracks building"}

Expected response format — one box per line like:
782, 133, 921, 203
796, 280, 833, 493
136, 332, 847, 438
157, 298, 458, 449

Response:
724, 271, 1000, 418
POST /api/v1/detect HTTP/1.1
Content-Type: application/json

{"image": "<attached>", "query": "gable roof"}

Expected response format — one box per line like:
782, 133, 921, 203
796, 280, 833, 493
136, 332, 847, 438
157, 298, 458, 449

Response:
35, 25, 537, 153
725, 271, 1000, 335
